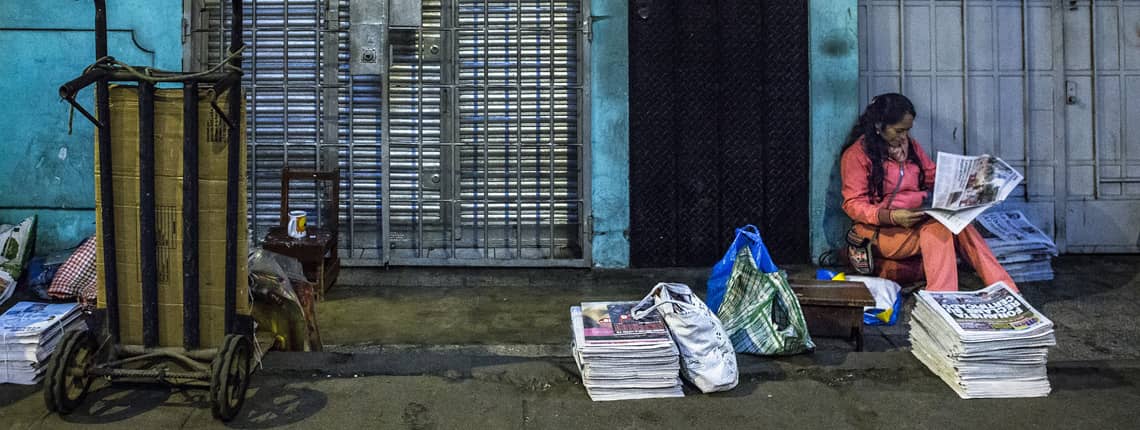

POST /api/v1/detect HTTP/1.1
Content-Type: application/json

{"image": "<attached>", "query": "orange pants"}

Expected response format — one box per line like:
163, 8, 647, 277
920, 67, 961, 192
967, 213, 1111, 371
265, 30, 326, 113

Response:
853, 220, 1019, 292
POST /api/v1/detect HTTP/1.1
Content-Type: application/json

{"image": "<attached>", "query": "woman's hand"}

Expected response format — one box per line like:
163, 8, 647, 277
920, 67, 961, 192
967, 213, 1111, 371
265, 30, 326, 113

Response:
890, 209, 926, 228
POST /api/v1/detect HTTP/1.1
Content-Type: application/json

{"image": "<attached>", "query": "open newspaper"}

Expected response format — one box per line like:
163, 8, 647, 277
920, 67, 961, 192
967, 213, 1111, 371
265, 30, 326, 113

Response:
910, 282, 1055, 398
923, 152, 1023, 234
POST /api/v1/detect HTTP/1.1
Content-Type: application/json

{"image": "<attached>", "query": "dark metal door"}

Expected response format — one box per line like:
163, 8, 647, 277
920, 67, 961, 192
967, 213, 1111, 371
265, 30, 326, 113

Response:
628, 0, 811, 267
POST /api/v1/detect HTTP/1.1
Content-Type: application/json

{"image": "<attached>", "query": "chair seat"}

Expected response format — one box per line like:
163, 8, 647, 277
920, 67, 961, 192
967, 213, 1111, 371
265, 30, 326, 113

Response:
264, 226, 336, 262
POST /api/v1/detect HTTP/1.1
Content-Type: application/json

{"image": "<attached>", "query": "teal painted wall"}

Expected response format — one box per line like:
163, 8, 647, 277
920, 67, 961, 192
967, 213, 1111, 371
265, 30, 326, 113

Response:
808, 0, 859, 262
0, 0, 180, 254
589, 0, 630, 268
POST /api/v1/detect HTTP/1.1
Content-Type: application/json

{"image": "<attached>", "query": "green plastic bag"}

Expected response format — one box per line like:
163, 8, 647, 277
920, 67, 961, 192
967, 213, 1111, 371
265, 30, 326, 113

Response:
716, 246, 815, 355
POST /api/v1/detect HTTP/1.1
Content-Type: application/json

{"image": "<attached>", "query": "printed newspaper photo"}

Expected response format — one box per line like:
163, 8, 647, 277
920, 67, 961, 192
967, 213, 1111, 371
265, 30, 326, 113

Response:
923, 152, 1024, 234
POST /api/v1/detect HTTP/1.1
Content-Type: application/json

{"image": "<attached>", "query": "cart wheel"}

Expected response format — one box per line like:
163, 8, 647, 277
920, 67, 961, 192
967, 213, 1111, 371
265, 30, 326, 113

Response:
210, 334, 252, 421
44, 329, 96, 414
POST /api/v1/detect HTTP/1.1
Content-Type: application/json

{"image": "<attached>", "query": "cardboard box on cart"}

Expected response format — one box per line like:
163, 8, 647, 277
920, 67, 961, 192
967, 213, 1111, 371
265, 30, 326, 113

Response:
94, 85, 250, 348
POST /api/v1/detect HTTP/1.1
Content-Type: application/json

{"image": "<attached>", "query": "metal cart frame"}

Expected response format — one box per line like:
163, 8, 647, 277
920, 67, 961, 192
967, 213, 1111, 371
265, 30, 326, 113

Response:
50, 0, 256, 421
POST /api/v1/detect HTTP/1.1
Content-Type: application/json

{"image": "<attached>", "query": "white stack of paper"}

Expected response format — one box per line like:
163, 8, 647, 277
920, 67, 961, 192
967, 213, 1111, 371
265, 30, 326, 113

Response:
570, 302, 683, 401
1, 302, 84, 385
974, 210, 1058, 283
909, 283, 1055, 398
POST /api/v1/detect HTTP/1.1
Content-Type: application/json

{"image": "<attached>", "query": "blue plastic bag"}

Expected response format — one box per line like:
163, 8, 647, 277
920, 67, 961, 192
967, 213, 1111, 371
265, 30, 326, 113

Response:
706, 225, 779, 313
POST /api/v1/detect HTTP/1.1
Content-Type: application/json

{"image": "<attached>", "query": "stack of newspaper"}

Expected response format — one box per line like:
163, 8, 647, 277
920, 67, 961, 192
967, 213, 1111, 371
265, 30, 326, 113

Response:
1, 302, 85, 385
974, 210, 1058, 283
910, 283, 1055, 398
570, 301, 683, 401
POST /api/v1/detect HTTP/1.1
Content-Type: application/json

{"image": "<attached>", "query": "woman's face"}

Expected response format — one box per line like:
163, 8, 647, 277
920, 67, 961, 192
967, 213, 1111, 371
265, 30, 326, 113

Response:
880, 113, 914, 148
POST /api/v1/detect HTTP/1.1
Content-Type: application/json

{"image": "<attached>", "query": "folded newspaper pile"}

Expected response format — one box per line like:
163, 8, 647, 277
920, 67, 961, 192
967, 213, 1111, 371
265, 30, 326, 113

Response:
571, 302, 683, 401
910, 283, 1055, 398
974, 210, 1058, 283
1, 302, 85, 385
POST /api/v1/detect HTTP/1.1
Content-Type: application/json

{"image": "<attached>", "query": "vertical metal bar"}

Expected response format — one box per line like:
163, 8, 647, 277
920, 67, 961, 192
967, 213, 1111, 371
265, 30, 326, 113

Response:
515, 0, 523, 258
382, 44, 393, 263
443, 0, 457, 260
1021, 0, 1031, 201
138, 82, 159, 348
324, 0, 343, 247
417, 22, 426, 258
284, 0, 292, 170
1089, 0, 1099, 198
93, 0, 120, 344
183, 82, 201, 350
898, 0, 905, 91
961, 0, 970, 154
315, 2, 324, 226
350, 72, 360, 258
547, 0, 556, 258
1118, 0, 1126, 180
224, 0, 245, 335
482, 0, 491, 258
250, 0, 259, 240
578, 0, 592, 265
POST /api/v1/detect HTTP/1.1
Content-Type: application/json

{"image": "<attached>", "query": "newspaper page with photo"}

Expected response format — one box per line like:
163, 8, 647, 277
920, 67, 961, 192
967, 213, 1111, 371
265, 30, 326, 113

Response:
919, 282, 1052, 338
923, 152, 1023, 234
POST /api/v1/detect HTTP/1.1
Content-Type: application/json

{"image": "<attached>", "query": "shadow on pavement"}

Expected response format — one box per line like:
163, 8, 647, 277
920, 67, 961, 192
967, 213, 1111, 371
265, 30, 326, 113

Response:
54, 377, 328, 427
0, 383, 40, 408
224, 380, 329, 429
1049, 366, 1136, 392
61, 382, 172, 424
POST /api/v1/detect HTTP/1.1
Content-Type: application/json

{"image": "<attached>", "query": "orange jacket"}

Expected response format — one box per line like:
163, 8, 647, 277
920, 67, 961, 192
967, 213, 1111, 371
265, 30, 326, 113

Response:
841, 136, 936, 226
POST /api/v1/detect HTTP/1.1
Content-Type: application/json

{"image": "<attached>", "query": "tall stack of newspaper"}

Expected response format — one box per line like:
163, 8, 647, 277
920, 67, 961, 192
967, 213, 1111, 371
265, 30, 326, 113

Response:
570, 301, 683, 401
1, 302, 85, 385
974, 210, 1058, 282
910, 283, 1055, 398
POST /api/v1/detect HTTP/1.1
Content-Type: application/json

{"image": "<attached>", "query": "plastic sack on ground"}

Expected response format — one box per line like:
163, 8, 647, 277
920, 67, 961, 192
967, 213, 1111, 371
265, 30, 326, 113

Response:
0, 215, 37, 305
706, 225, 779, 313
248, 249, 321, 351
717, 247, 815, 356
632, 282, 738, 393
847, 275, 902, 326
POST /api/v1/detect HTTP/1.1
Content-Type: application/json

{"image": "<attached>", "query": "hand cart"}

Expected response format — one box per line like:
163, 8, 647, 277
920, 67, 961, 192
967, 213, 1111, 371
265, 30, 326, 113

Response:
50, 0, 261, 421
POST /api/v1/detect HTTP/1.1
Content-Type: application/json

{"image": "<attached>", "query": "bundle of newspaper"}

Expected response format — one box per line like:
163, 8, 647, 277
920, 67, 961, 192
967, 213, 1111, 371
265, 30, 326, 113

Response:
570, 302, 683, 401
974, 210, 1058, 283
909, 282, 1055, 398
1, 302, 85, 385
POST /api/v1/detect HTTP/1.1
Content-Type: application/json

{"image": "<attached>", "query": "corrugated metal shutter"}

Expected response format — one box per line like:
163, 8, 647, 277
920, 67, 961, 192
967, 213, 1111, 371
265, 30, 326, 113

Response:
200, 0, 586, 264
857, 0, 1140, 253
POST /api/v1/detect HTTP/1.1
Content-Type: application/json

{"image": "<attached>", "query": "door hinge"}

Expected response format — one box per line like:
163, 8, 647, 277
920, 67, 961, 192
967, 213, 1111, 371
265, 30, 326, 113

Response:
582, 15, 593, 42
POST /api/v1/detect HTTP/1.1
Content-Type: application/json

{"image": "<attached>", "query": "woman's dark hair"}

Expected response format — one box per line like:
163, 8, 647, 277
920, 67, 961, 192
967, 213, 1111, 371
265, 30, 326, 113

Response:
842, 93, 924, 202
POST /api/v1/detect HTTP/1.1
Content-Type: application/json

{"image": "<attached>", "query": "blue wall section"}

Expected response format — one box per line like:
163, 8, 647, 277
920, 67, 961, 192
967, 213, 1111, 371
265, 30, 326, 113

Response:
589, 0, 630, 268
0, 0, 180, 253
809, 0, 859, 262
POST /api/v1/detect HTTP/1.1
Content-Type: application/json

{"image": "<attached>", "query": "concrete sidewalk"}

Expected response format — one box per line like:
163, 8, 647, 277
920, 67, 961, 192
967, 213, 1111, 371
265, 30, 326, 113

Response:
317, 255, 1140, 362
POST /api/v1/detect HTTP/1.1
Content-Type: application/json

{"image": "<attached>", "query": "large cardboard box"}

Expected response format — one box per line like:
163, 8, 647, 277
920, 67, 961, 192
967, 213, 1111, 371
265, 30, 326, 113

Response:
94, 85, 250, 348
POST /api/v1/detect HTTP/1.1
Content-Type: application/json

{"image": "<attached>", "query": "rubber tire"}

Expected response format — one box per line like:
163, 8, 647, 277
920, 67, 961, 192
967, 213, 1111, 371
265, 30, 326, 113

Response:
209, 334, 252, 421
43, 329, 95, 414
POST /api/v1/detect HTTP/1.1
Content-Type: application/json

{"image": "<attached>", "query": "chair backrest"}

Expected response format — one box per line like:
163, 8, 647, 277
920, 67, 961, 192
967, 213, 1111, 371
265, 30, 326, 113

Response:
279, 168, 341, 233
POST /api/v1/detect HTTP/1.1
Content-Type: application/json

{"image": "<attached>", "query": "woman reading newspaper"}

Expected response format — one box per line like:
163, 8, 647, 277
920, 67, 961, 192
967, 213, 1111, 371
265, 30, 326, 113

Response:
839, 93, 1018, 292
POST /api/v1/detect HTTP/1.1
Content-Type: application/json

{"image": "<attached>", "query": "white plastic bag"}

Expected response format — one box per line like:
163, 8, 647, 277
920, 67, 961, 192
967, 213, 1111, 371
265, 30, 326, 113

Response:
847, 275, 902, 325
632, 282, 739, 393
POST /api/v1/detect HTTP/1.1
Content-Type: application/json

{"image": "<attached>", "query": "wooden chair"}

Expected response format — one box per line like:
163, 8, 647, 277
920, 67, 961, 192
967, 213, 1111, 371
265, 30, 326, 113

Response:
263, 168, 341, 299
